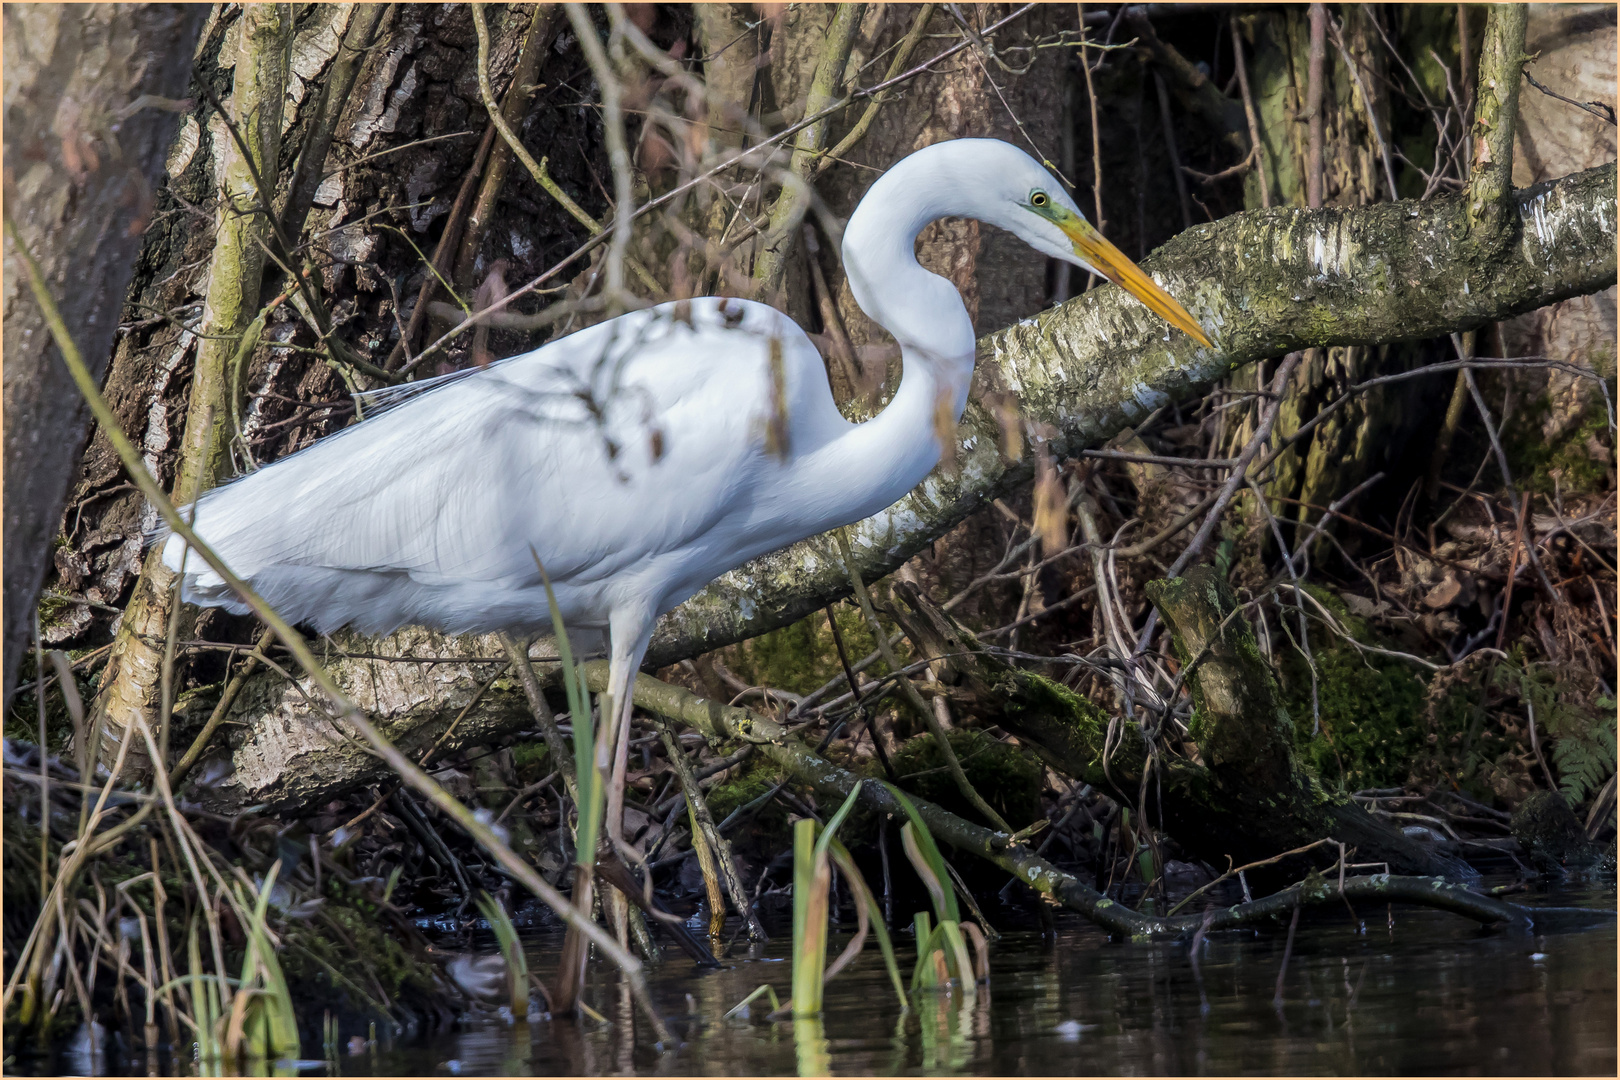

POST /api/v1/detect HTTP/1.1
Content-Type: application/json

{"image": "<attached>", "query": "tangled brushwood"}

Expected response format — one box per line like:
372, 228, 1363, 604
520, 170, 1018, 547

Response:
4, 2, 1615, 1068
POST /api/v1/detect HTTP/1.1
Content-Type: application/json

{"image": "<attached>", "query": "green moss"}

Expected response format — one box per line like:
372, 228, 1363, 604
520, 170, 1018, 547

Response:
280, 884, 440, 1018
703, 757, 795, 845
1282, 587, 1430, 792
719, 601, 900, 697
1287, 646, 1428, 791
1500, 381, 1616, 495
887, 729, 1043, 831
1510, 790, 1602, 871
509, 739, 550, 783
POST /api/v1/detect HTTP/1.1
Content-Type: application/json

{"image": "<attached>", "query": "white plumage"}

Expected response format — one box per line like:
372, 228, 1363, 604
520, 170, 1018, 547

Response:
161, 138, 1208, 839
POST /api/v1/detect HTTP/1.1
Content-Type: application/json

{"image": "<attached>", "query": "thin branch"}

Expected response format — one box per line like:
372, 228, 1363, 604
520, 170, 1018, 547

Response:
1522, 68, 1617, 126
1166, 352, 1303, 578
1231, 16, 1271, 208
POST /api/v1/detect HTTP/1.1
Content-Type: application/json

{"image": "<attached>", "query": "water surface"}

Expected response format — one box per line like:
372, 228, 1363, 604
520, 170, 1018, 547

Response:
347, 881, 1615, 1076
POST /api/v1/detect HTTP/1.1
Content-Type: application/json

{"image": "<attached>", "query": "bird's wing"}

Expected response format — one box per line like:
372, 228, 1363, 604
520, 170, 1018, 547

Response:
169, 299, 841, 632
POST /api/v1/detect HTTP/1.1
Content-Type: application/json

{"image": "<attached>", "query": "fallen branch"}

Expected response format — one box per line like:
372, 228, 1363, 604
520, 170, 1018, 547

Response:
591, 662, 1563, 940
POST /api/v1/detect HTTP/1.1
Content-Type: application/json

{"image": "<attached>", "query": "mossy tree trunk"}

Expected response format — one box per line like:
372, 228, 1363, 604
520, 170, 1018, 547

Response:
93, 3, 294, 773
1225, 7, 1433, 540
885, 576, 1466, 881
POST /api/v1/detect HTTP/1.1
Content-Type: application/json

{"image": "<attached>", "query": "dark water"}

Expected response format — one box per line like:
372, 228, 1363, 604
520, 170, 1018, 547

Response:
339, 882, 1616, 1077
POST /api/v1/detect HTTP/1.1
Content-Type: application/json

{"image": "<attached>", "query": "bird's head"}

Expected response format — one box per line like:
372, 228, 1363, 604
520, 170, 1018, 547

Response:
959, 141, 1214, 349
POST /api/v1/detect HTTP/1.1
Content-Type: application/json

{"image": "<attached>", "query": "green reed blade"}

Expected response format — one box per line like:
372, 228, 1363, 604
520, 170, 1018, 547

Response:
722, 982, 781, 1020
910, 912, 937, 991
236, 861, 299, 1061
531, 546, 601, 866
882, 784, 961, 924
899, 822, 951, 927
791, 817, 832, 1017
937, 919, 975, 990
476, 891, 530, 1014
827, 837, 907, 1009
813, 780, 863, 859
188, 915, 218, 1070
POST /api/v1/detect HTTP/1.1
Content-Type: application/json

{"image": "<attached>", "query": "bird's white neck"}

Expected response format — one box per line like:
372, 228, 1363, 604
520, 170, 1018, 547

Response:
809, 150, 986, 522
841, 152, 983, 397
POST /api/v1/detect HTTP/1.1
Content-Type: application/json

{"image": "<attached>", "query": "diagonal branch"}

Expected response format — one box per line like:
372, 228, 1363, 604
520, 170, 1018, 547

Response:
650, 162, 1617, 665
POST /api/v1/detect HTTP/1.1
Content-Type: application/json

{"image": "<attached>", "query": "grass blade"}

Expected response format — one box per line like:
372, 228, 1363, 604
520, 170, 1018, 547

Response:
531, 547, 602, 866
937, 919, 976, 989
476, 891, 530, 1014
226, 861, 300, 1063
792, 818, 832, 1016
827, 838, 907, 1010
722, 982, 781, 1020
813, 780, 863, 859
959, 920, 990, 982
791, 817, 832, 1017
910, 912, 938, 991
883, 784, 961, 925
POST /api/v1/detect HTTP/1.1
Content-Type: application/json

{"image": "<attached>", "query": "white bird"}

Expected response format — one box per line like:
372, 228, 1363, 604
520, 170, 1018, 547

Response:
161, 138, 1209, 837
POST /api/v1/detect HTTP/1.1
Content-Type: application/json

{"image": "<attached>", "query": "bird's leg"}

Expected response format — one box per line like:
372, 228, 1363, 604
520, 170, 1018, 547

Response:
599, 624, 651, 849
600, 624, 652, 948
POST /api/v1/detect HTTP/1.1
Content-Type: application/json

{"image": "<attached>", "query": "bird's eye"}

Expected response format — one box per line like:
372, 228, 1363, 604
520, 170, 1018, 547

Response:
1030, 190, 1049, 208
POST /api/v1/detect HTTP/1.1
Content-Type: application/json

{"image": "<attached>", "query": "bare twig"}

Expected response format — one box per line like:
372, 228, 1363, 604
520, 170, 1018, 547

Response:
835, 530, 1013, 834
169, 628, 275, 788
1153, 72, 1193, 229
749, 2, 866, 300
1522, 68, 1616, 126
819, 5, 937, 174
1166, 352, 1303, 577
1231, 16, 1271, 208
1080, 4, 1106, 235
405, 3, 1041, 372
1462, 363, 1557, 600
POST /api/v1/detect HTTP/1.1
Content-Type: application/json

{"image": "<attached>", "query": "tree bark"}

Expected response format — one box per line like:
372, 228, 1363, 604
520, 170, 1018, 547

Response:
193, 164, 1616, 813
1498, 4, 1618, 445
2, 3, 207, 712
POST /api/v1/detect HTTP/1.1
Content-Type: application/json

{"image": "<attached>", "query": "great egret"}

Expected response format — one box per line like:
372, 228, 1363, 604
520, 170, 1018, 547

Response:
161, 137, 1209, 840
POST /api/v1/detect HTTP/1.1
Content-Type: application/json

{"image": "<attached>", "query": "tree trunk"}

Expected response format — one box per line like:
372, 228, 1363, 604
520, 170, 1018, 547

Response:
1499, 6, 1617, 448
94, 3, 294, 773
2, 3, 206, 712
1226, 7, 1426, 538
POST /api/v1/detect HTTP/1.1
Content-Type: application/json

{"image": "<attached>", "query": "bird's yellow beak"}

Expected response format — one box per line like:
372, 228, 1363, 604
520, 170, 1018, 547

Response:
1059, 215, 1213, 348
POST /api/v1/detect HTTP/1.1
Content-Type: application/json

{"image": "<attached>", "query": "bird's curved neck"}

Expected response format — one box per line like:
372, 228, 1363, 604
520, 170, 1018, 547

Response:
815, 157, 982, 518
841, 160, 980, 390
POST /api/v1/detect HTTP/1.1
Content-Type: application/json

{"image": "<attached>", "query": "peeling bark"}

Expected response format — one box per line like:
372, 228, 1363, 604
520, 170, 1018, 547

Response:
198, 164, 1616, 813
